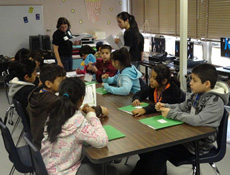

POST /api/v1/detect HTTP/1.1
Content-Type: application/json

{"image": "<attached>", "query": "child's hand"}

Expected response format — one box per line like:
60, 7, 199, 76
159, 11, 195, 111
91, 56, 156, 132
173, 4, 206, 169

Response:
81, 104, 95, 113
160, 107, 170, 117
114, 38, 120, 44
155, 102, 165, 111
132, 99, 141, 106
132, 108, 146, 117
101, 106, 109, 116
102, 74, 109, 79
76, 68, 82, 74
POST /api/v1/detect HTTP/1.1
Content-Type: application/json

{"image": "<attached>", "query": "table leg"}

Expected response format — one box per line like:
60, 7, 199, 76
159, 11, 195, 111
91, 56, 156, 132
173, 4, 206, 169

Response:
194, 140, 200, 175
102, 163, 107, 175
145, 66, 149, 85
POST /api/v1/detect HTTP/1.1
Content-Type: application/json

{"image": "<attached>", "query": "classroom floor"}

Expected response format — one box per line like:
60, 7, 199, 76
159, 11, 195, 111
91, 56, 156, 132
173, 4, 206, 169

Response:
0, 85, 230, 175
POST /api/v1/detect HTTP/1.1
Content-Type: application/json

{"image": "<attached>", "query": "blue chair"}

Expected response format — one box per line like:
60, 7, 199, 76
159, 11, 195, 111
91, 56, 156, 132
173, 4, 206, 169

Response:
24, 133, 48, 175
13, 98, 31, 146
169, 109, 229, 175
0, 118, 34, 175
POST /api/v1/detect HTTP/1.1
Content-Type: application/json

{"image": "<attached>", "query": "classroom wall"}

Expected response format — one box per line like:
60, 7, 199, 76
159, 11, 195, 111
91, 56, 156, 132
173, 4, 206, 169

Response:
0, 0, 127, 43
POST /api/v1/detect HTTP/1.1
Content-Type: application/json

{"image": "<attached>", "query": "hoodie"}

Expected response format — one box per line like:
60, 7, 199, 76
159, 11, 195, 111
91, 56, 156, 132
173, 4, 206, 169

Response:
165, 81, 230, 155
103, 65, 142, 95
40, 111, 108, 175
27, 87, 59, 149
8, 77, 35, 123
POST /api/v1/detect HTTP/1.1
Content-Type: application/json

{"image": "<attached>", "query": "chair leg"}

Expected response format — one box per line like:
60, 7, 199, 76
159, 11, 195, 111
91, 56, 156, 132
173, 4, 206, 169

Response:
16, 129, 24, 146
124, 156, 129, 165
9, 165, 15, 175
11, 116, 20, 135
209, 163, 221, 175
192, 165, 196, 175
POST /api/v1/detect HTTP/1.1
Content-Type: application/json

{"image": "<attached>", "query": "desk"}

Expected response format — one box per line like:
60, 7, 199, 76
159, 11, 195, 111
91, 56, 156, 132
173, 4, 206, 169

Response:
83, 93, 215, 175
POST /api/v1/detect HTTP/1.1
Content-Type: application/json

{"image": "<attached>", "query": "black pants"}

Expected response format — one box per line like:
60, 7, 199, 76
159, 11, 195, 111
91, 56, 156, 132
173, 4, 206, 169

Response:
130, 144, 193, 175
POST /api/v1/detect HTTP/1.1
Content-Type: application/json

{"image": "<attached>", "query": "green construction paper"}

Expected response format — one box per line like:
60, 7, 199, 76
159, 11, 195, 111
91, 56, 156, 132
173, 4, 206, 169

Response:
118, 103, 149, 114
103, 125, 125, 141
139, 115, 183, 130
96, 87, 108, 95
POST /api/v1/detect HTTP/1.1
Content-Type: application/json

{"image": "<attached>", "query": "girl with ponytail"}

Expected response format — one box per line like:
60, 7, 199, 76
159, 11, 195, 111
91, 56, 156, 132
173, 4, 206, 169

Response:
40, 77, 117, 175
116, 11, 144, 69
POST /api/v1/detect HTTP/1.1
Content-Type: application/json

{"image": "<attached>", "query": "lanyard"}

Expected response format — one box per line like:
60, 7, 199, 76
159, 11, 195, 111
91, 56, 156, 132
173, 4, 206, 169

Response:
42, 89, 48, 92
193, 94, 200, 107
154, 83, 170, 103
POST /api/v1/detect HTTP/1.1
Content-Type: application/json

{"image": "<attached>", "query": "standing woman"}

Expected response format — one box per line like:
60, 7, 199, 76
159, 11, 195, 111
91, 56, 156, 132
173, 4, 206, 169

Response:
53, 17, 73, 71
115, 12, 144, 69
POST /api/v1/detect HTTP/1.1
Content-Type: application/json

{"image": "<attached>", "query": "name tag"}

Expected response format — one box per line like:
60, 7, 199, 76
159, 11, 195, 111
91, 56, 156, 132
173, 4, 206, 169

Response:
190, 107, 196, 115
67, 31, 72, 37
63, 36, 69, 41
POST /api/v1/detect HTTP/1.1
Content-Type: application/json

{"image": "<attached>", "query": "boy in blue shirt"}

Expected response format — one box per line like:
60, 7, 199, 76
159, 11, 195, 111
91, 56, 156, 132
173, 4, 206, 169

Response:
131, 63, 229, 175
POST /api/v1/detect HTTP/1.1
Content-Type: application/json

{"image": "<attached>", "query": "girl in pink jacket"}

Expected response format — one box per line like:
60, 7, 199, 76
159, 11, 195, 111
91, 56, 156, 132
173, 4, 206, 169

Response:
40, 77, 117, 175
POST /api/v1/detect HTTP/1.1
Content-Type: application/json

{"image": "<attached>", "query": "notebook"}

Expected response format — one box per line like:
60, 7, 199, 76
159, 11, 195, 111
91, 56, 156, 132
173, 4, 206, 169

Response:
103, 125, 125, 141
118, 103, 149, 115
96, 87, 108, 95
139, 115, 183, 130
85, 81, 98, 85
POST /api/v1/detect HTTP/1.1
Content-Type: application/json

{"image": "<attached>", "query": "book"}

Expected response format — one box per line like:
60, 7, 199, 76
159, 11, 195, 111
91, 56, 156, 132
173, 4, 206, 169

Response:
96, 87, 108, 95
139, 115, 183, 130
103, 125, 125, 141
118, 103, 149, 115
80, 83, 96, 108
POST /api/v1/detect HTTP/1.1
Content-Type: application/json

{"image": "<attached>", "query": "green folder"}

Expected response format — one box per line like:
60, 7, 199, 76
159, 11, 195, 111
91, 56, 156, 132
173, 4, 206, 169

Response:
85, 81, 98, 85
118, 103, 149, 114
139, 115, 183, 130
96, 87, 108, 95
103, 125, 125, 141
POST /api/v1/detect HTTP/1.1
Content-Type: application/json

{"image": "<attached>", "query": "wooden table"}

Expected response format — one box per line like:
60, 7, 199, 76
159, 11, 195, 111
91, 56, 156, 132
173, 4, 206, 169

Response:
83, 92, 215, 175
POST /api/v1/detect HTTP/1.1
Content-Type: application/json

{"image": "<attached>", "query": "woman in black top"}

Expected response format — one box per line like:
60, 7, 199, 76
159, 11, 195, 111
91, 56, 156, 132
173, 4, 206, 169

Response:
53, 17, 73, 71
115, 12, 144, 70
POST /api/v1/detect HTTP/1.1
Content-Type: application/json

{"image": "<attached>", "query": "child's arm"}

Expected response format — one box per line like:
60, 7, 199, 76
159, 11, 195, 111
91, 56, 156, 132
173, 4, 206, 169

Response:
102, 74, 117, 85
77, 111, 108, 148
167, 97, 224, 127
132, 87, 149, 103
103, 76, 132, 95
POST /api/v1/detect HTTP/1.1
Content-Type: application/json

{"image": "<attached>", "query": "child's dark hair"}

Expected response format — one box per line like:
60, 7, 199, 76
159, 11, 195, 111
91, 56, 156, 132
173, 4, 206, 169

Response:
101, 44, 112, 53
9, 59, 36, 81
56, 17, 71, 29
117, 11, 141, 43
30, 50, 43, 65
152, 64, 171, 85
40, 64, 66, 88
192, 63, 218, 89
79, 45, 96, 57
110, 47, 131, 68
46, 77, 86, 143
96, 41, 103, 51
14, 48, 31, 61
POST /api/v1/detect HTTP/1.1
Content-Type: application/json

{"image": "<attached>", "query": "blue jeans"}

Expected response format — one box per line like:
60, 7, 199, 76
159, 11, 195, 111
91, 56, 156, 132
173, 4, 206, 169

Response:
60, 56, 73, 71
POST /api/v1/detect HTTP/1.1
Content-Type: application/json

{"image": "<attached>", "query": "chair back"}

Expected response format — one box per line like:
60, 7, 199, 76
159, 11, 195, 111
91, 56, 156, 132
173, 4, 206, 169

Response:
24, 133, 48, 175
212, 108, 229, 162
0, 118, 33, 173
13, 98, 30, 134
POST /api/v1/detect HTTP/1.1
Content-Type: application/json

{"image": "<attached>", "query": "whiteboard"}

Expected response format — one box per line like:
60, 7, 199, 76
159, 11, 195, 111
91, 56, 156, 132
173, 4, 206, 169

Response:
0, 5, 44, 57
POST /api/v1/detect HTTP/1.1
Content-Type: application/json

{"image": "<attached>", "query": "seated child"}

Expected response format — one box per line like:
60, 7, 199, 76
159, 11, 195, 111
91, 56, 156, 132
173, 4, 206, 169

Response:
132, 64, 185, 117
27, 64, 66, 149
131, 63, 230, 175
87, 44, 117, 83
8, 59, 37, 123
76, 45, 96, 74
102, 47, 142, 95
41, 77, 118, 175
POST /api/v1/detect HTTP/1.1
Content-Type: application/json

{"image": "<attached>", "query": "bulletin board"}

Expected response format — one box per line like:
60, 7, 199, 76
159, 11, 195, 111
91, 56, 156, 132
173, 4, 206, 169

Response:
0, 5, 44, 57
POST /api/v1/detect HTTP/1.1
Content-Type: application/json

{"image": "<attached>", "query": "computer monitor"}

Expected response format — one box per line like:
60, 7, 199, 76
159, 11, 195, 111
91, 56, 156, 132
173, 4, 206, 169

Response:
29, 35, 51, 51
151, 37, 165, 53
175, 40, 194, 59
220, 37, 230, 58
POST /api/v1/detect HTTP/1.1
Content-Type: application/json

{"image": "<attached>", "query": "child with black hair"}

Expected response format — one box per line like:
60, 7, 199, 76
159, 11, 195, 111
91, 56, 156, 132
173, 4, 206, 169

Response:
76, 45, 96, 74
102, 47, 142, 95
27, 64, 66, 149
41, 77, 118, 175
131, 63, 229, 175
8, 59, 37, 123
95, 41, 103, 59
132, 64, 185, 117
87, 44, 117, 83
